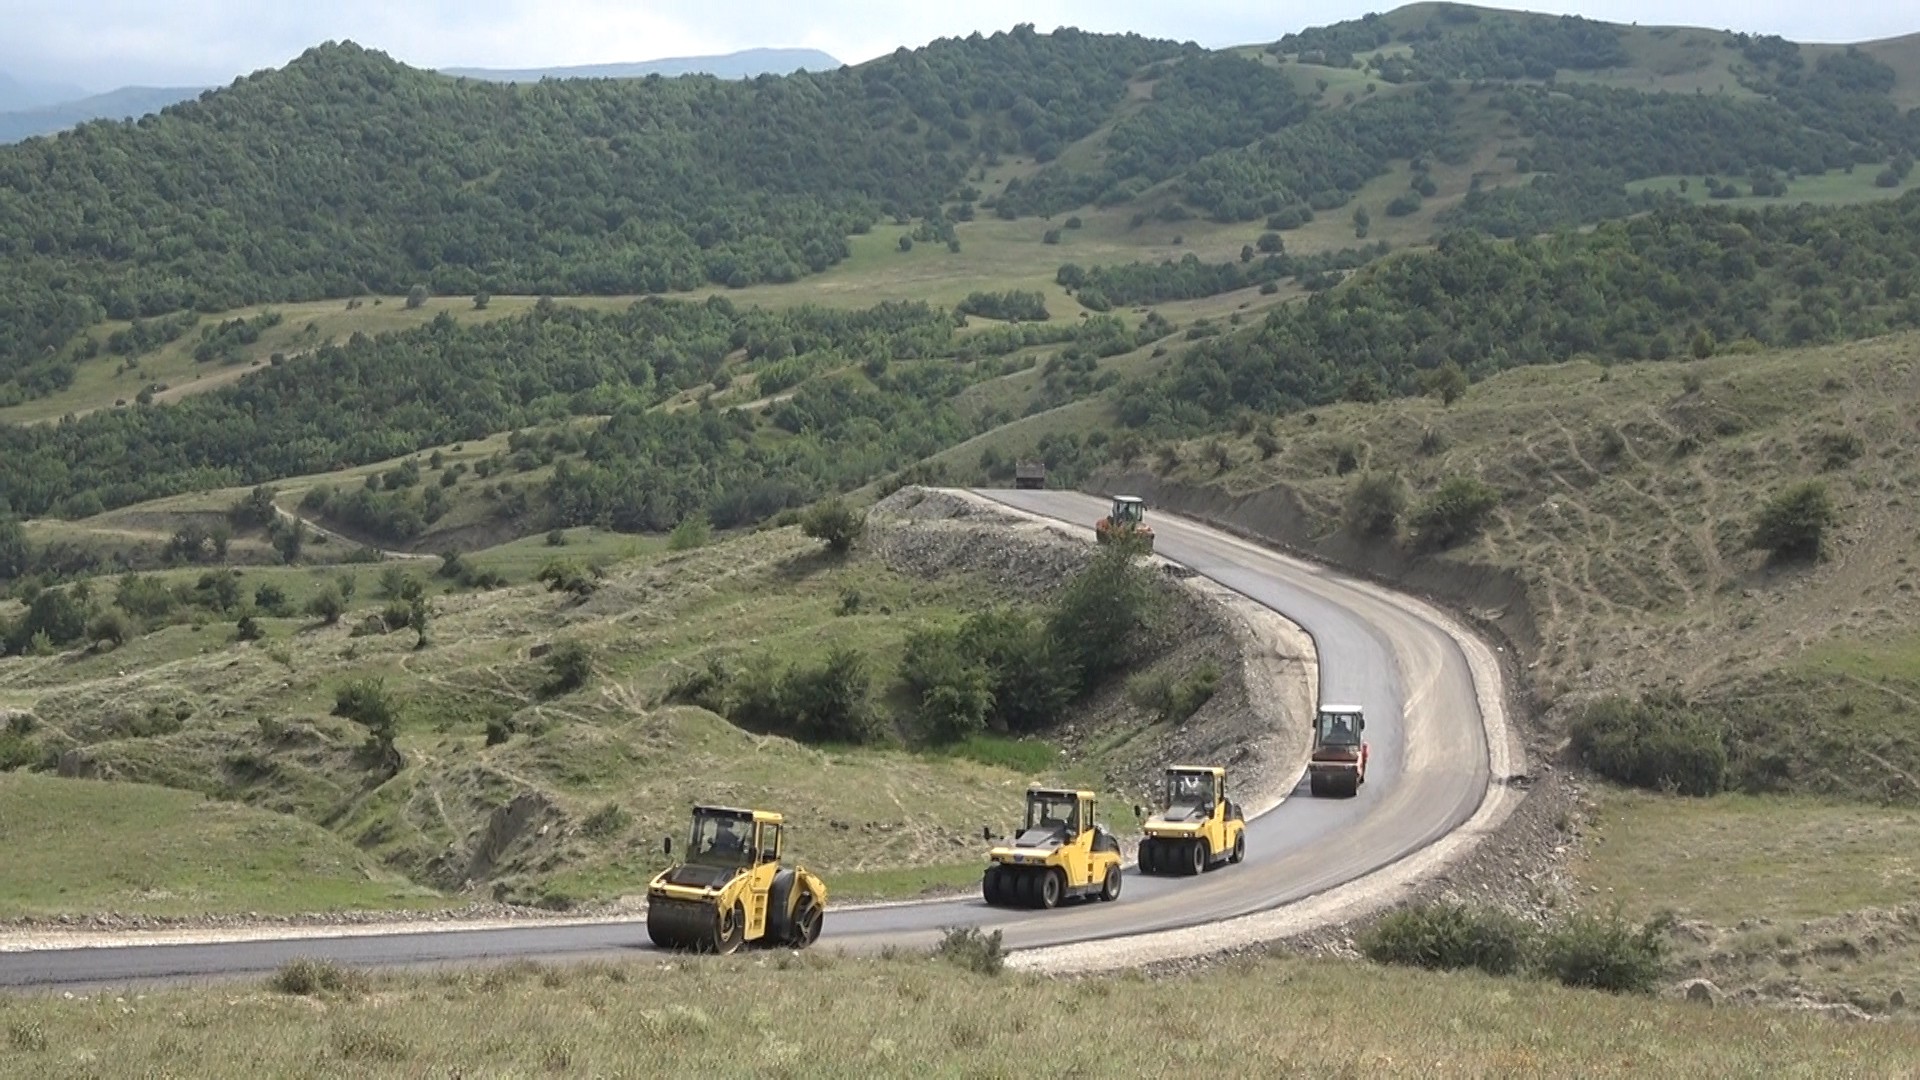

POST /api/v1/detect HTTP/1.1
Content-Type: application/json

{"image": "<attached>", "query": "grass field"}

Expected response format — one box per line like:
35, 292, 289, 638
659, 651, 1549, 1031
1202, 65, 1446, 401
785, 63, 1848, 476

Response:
1, 951, 1913, 1077
0, 774, 437, 918
1628, 168, 1916, 208
1574, 790, 1920, 924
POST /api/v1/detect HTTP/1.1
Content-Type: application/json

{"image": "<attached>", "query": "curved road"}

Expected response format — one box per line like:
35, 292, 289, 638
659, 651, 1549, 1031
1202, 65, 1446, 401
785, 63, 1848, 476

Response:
0, 489, 1495, 991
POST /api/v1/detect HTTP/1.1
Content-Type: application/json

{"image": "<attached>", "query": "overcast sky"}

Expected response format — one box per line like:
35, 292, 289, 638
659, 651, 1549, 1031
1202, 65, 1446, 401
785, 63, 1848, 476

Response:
3, 0, 1914, 93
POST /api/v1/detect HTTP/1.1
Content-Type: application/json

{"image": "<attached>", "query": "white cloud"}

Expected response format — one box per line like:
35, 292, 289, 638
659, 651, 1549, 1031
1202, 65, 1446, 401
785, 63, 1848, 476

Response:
0, 0, 1910, 92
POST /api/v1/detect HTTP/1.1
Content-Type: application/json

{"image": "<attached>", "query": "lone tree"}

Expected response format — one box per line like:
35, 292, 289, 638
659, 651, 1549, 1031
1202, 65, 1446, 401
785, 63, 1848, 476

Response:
802, 498, 865, 555
1410, 475, 1501, 551
405, 284, 430, 309
1750, 480, 1837, 561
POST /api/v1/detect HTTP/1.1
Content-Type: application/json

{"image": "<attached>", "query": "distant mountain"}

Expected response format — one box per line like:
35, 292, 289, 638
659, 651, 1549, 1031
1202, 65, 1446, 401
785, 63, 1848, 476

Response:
442, 47, 842, 82
0, 85, 208, 144
0, 70, 89, 112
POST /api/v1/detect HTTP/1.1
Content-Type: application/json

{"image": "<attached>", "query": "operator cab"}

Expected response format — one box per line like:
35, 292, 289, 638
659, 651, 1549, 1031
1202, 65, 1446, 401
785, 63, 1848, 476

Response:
1015, 788, 1084, 848
1163, 767, 1220, 821
682, 805, 781, 866
1109, 495, 1146, 527
1315, 705, 1366, 747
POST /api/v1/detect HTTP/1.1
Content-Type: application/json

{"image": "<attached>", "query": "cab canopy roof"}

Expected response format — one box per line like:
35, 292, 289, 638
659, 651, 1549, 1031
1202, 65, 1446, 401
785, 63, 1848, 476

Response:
1166, 765, 1225, 776
1026, 786, 1095, 799
1318, 704, 1364, 715
692, 805, 784, 824
1113, 495, 1145, 504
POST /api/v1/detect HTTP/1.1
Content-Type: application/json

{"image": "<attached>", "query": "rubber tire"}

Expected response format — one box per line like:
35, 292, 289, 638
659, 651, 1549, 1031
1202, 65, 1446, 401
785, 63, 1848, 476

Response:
712, 902, 746, 955
1229, 831, 1246, 864
1185, 839, 1206, 876
789, 898, 823, 948
1015, 868, 1036, 908
1100, 865, 1122, 902
1038, 869, 1063, 910
1138, 838, 1156, 875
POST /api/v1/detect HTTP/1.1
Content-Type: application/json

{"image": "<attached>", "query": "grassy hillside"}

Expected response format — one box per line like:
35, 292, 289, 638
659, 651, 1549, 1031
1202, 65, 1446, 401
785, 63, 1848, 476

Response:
0, 951, 1913, 1075
0, 498, 1240, 913
1137, 332, 1920, 800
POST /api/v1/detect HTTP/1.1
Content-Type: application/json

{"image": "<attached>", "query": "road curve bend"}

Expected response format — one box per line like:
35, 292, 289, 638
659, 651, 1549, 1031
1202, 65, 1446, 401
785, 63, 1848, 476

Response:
0, 489, 1509, 991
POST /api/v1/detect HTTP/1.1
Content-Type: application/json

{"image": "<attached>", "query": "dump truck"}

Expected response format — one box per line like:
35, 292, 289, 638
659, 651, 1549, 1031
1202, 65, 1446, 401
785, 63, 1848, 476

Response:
1014, 461, 1048, 489
1134, 765, 1246, 875
1307, 704, 1369, 797
981, 786, 1124, 909
646, 805, 827, 953
1094, 494, 1155, 554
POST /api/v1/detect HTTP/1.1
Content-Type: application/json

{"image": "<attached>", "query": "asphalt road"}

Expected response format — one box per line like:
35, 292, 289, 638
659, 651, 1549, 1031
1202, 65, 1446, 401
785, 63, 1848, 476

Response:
0, 489, 1493, 991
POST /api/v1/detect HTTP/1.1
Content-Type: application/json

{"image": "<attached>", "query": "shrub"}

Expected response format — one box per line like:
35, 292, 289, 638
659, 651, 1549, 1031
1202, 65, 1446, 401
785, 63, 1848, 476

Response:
665, 655, 733, 714
332, 678, 397, 744
729, 648, 880, 745
899, 627, 995, 743
1409, 475, 1500, 550
1361, 902, 1530, 976
1750, 480, 1837, 561
800, 498, 865, 554
304, 586, 345, 625
581, 802, 632, 840
485, 717, 513, 746
958, 608, 1078, 735
88, 609, 134, 648
404, 284, 429, 309
269, 958, 370, 997
545, 639, 593, 695
1345, 471, 1407, 539
668, 513, 711, 551
1423, 360, 1468, 405
254, 582, 291, 616
235, 614, 264, 642
377, 566, 422, 601
537, 559, 597, 598
934, 926, 1005, 975
545, 529, 568, 547
1535, 910, 1670, 994
1569, 692, 1726, 796
1128, 661, 1222, 724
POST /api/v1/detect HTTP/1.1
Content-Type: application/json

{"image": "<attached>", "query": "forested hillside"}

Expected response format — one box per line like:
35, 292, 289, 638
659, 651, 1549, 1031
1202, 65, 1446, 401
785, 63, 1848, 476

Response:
5, 6, 1917, 412
0, 28, 1183, 399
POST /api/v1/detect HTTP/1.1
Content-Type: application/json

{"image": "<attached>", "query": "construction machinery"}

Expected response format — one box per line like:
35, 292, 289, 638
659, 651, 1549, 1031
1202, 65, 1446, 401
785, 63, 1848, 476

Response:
646, 805, 827, 953
1094, 494, 1155, 554
1308, 704, 1369, 797
1014, 461, 1048, 489
1134, 765, 1246, 875
981, 787, 1124, 909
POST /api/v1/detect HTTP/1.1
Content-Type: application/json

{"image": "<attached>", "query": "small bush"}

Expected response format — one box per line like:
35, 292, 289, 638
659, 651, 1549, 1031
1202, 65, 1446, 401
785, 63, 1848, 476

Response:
269, 958, 370, 997
537, 559, 597, 598
485, 717, 513, 746
333, 677, 397, 746
1361, 902, 1529, 976
235, 614, 264, 642
545, 529, 568, 547
581, 802, 632, 839
1750, 480, 1837, 560
1345, 471, 1407, 539
545, 639, 593, 695
801, 498, 865, 554
304, 585, 345, 624
665, 655, 733, 714
1569, 692, 1726, 796
668, 514, 711, 551
254, 582, 292, 616
1535, 910, 1670, 994
1409, 475, 1500, 550
1128, 661, 1222, 724
934, 926, 1005, 976
900, 627, 995, 743
88, 609, 134, 648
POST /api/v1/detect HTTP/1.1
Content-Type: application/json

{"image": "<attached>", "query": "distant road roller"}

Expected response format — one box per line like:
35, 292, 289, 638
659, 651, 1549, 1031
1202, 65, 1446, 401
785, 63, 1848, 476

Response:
1308, 704, 1370, 797
1135, 764, 1246, 875
646, 805, 826, 953
981, 786, 1124, 909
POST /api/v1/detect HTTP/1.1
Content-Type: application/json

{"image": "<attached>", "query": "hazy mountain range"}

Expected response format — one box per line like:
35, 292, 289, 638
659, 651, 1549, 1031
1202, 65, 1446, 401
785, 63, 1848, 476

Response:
0, 47, 843, 143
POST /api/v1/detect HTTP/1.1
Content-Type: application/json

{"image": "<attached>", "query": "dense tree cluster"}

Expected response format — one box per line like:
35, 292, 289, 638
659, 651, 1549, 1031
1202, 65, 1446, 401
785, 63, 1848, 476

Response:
0, 297, 971, 519
1441, 170, 1676, 237
1276, 9, 1628, 80
1057, 244, 1388, 306
1118, 193, 1920, 430
0, 28, 1185, 398
1178, 85, 1459, 222
995, 52, 1311, 217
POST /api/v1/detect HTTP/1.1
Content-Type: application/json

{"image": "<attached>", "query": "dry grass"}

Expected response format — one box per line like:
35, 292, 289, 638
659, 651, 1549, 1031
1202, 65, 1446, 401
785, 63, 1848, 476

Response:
1, 952, 1913, 1077
1189, 334, 1920, 741
1575, 790, 1920, 925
